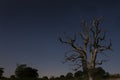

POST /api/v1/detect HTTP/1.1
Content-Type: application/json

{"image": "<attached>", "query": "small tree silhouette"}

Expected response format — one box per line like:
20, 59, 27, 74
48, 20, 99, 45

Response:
0, 68, 4, 79
15, 64, 39, 79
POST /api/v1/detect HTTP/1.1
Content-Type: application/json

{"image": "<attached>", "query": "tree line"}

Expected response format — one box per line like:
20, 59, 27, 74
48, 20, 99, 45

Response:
0, 64, 119, 80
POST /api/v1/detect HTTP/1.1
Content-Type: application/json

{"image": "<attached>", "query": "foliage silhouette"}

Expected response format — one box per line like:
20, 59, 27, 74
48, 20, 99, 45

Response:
41, 76, 49, 80
15, 64, 39, 79
74, 70, 84, 79
0, 67, 4, 79
0, 67, 120, 80
65, 72, 73, 80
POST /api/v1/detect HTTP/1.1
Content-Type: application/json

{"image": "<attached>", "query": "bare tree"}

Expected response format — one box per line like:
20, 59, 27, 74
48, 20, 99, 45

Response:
59, 18, 112, 80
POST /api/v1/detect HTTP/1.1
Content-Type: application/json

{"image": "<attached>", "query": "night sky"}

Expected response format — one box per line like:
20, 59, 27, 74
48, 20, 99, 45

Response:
0, 0, 120, 77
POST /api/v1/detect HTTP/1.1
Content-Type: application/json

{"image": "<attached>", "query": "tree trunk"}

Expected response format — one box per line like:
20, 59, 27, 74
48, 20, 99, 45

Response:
88, 75, 93, 80
88, 68, 94, 80
81, 59, 89, 80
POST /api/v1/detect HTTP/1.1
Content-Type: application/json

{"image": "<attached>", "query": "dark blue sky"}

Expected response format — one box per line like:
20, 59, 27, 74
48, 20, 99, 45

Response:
0, 0, 120, 77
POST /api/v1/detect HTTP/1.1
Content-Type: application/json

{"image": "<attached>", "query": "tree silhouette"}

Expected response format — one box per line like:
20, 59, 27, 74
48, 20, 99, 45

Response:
94, 67, 106, 80
10, 75, 16, 80
65, 72, 73, 80
59, 75, 65, 80
42, 76, 49, 80
49, 76, 55, 80
74, 70, 84, 79
0, 67, 4, 79
66, 72, 73, 77
59, 18, 112, 80
15, 64, 39, 79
